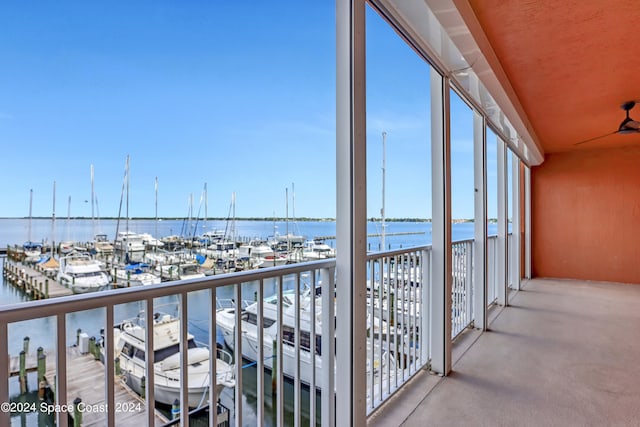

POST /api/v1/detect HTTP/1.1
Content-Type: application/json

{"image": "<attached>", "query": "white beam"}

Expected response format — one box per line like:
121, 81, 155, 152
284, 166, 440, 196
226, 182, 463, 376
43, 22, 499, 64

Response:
496, 138, 508, 306
511, 153, 521, 290
524, 166, 532, 279
336, 0, 368, 425
430, 68, 452, 375
473, 111, 487, 330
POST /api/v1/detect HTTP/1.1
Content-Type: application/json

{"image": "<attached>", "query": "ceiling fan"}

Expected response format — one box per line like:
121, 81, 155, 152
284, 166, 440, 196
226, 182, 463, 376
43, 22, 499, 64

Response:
574, 101, 640, 145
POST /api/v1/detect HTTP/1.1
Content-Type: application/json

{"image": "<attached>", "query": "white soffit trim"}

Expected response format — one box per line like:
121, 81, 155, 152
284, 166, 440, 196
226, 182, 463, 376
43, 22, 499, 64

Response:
375, 0, 544, 166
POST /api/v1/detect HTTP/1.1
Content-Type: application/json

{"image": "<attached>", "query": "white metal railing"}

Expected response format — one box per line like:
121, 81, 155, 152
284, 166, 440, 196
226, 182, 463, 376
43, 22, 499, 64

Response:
487, 235, 498, 305
0, 259, 335, 427
365, 246, 431, 415
451, 239, 474, 338
1, 236, 513, 425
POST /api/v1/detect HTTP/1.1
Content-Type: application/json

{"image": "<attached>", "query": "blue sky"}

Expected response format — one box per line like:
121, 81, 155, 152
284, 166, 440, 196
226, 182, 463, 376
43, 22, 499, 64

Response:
0, 2, 494, 219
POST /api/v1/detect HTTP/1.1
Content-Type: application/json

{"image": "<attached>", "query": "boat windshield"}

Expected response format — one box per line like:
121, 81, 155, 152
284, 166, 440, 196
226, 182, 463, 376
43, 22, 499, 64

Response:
154, 338, 197, 362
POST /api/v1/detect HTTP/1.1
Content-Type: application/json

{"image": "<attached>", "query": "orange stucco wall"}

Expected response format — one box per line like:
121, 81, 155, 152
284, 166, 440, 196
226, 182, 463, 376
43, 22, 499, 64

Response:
532, 146, 640, 284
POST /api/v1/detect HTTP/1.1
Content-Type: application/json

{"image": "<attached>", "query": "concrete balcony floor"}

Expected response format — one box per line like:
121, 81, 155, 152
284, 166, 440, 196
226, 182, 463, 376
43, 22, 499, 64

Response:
369, 278, 640, 426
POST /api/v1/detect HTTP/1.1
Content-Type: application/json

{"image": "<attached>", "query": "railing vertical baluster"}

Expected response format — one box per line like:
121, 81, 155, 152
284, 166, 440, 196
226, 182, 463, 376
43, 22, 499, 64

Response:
377, 257, 383, 404
309, 272, 316, 427
368, 257, 374, 409
467, 241, 473, 328
257, 279, 264, 427
393, 254, 399, 389
294, 273, 301, 427
421, 248, 430, 368
56, 313, 68, 427
105, 305, 116, 427
411, 251, 417, 373
320, 266, 335, 426
179, 292, 189, 427
385, 257, 391, 397
208, 290, 217, 427
276, 276, 284, 427
234, 282, 243, 427
145, 298, 156, 427
0, 322, 7, 427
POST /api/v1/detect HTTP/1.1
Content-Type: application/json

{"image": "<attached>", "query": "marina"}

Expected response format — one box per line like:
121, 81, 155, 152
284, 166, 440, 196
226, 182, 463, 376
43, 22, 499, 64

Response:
0, 218, 486, 426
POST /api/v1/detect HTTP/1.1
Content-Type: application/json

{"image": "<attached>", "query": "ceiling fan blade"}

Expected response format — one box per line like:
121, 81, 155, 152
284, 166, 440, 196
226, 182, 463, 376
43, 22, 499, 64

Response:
574, 131, 617, 146
625, 120, 640, 130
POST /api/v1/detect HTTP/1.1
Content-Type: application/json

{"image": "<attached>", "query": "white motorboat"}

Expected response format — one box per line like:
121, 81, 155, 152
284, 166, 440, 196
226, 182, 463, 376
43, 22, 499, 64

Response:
22, 241, 43, 263
114, 262, 161, 287
159, 263, 205, 281
114, 231, 146, 262
216, 286, 394, 400
105, 312, 235, 407
57, 254, 110, 294
301, 240, 336, 260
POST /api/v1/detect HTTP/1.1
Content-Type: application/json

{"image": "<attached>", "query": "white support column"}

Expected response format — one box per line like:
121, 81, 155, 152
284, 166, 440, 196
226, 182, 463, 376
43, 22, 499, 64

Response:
429, 68, 452, 375
0, 323, 7, 427
473, 111, 487, 330
336, 0, 367, 425
524, 166, 532, 279
511, 154, 521, 290
496, 138, 508, 306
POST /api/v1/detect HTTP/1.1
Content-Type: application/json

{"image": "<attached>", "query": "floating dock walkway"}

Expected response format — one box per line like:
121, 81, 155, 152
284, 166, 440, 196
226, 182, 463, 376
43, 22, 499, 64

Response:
2, 260, 73, 298
9, 341, 169, 426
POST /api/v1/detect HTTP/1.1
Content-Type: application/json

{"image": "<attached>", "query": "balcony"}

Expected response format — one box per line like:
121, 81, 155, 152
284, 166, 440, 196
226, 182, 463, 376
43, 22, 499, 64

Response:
369, 277, 640, 426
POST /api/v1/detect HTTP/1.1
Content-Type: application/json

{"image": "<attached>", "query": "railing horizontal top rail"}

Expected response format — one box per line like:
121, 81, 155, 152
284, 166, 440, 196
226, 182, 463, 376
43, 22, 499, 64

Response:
366, 245, 432, 261
0, 259, 336, 324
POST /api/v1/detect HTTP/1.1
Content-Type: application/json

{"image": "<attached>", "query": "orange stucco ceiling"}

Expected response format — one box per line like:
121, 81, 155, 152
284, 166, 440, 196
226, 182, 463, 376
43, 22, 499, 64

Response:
465, 0, 640, 153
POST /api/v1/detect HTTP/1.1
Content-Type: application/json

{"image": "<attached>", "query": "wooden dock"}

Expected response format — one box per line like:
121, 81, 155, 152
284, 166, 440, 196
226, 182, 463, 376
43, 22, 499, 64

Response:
2, 260, 73, 298
9, 346, 168, 426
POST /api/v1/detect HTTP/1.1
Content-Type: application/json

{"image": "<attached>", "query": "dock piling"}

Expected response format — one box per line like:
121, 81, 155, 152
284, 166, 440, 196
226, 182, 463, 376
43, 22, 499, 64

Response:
141, 375, 146, 399
19, 350, 27, 393
23, 336, 30, 354
171, 399, 180, 420
37, 347, 45, 383
73, 397, 82, 427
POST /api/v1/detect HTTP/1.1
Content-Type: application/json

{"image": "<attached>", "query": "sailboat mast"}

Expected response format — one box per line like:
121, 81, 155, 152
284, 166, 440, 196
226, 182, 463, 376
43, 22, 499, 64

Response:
28, 189, 33, 243
155, 177, 158, 253
381, 131, 387, 251
204, 182, 208, 233
66, 196, 71, 242
125, 155, 130, 236
232, 192, 236, 243
51, 181, 56, 256
285, 187, 290, 252
91, 164, 95, 238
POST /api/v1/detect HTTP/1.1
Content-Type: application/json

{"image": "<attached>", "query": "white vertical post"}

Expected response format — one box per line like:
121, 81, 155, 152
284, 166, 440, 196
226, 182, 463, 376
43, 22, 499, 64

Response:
524, 166, 532, 279
234, 284, 243, 427
496, 139, 508, 306
179, 292, 188, 425
421, 248, 431, 367
321, 267, 336, 426
511, 154, 521, 290
105, 306, 115, 427
430, 68, 452, 375
0, 323, 9, 427
207, 291, 217, 427
336, 0, 367, 424
145, 299, 156, 427
473, 112, 487, 330
56, 313, 69, 427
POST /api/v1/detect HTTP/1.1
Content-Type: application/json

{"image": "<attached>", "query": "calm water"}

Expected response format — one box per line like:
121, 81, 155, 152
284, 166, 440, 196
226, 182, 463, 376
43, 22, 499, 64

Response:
0, 219, 493, 426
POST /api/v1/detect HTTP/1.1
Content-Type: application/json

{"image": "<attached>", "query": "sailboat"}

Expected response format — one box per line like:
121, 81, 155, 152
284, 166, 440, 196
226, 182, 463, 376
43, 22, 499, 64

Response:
23, 189, 42, 263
